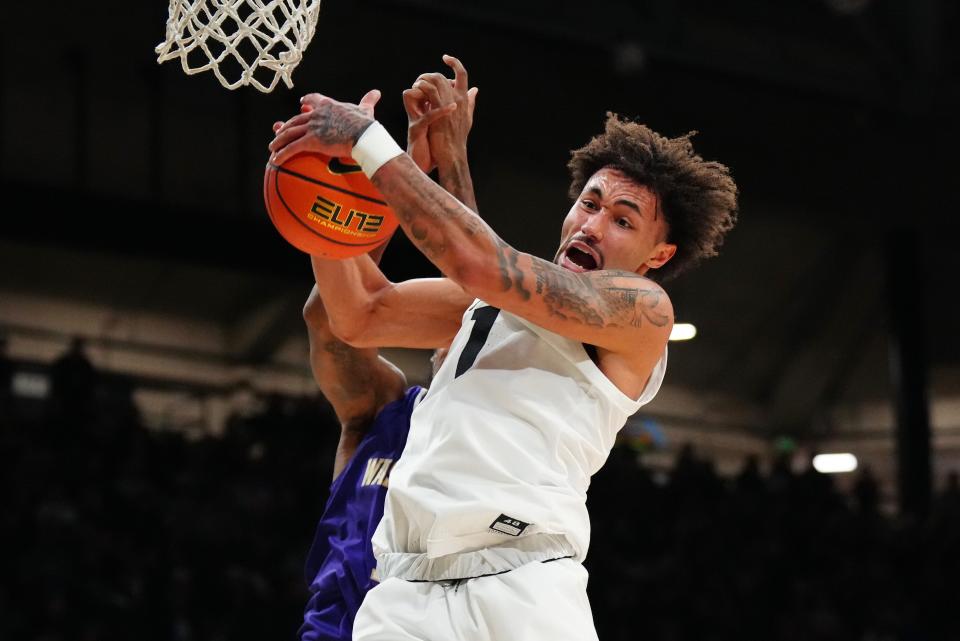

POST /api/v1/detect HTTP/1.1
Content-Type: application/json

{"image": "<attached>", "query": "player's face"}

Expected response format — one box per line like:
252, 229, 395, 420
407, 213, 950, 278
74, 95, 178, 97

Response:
554, 168, 676, 275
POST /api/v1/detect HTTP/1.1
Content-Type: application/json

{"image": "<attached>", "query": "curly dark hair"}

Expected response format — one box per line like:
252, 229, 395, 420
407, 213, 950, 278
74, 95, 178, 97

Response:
567, 113, 738, 282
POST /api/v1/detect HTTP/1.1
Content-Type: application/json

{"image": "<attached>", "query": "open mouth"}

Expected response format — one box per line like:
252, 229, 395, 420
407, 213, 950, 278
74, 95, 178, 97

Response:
561, 242, 602, 272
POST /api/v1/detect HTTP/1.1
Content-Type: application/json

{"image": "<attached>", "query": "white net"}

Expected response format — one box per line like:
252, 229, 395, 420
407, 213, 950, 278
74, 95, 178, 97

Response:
156, 0, 323, 93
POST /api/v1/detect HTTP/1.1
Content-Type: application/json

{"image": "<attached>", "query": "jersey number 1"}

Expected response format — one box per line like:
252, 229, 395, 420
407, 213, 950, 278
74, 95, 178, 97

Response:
455, 306, 500, 378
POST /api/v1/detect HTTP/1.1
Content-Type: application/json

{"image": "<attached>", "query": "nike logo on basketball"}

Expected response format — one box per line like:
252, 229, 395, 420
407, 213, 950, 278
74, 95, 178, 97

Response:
328, 157, 363, 175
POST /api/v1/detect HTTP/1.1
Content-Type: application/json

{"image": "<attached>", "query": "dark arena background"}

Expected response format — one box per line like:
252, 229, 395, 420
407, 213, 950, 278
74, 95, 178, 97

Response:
3, 1, 960, 640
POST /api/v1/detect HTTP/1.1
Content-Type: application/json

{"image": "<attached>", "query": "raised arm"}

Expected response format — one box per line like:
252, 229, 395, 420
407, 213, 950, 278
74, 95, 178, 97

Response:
368, 158, 673, 355
403, 55, 479, 213
268, 68, 672, 366
310, 59, 481, 349
303, 285, 406, 478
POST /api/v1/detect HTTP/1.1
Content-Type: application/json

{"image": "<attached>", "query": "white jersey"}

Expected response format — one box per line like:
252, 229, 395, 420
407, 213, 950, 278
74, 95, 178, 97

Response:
372, 299, 667, 581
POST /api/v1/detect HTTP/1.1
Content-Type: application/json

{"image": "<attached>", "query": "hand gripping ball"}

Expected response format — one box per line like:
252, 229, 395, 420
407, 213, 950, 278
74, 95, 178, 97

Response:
263, 153, 398, 258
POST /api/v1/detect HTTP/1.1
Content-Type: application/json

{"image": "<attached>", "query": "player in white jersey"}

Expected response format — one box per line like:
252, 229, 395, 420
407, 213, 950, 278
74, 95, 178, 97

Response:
271, 56, 738, 640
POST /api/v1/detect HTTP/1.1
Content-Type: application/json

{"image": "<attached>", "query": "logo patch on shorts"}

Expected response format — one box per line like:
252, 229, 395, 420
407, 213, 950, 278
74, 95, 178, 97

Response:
490, 514, 529, 536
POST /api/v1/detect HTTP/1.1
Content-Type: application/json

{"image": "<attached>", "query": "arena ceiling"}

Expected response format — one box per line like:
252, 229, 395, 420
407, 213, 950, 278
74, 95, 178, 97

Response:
1, 0, 958, 437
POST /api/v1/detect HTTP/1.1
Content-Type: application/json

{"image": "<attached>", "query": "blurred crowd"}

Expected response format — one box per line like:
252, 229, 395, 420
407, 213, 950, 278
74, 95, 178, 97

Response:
2, 341, 959, 641
589, 445, 960, 641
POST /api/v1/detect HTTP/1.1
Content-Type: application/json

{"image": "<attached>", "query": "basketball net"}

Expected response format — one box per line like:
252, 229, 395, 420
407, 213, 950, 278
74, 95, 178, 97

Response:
156, 0, 322, 93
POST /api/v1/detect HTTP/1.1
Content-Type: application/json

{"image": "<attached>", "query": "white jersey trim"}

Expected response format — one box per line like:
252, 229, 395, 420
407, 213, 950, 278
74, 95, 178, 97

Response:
377, 532, 576, 581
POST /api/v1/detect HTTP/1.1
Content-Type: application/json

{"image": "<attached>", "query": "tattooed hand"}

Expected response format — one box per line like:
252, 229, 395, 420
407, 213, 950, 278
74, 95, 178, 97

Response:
269, 90, 381, 165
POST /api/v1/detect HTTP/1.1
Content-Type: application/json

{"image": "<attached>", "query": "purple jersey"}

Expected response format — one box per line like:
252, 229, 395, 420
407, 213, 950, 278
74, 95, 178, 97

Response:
299, 385, 424, 641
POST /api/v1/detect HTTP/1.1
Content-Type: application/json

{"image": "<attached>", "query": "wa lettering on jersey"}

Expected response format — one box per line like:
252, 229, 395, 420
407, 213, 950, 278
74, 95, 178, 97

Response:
300, 386, 424, 641
361, 457, 395, 488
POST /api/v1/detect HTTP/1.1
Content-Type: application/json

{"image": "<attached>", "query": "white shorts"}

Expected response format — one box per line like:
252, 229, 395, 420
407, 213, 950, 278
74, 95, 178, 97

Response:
353, 559, 598, 641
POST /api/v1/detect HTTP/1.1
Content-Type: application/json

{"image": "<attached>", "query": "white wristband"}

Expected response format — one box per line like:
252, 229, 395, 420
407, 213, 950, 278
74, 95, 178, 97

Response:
351, 121, 404, 178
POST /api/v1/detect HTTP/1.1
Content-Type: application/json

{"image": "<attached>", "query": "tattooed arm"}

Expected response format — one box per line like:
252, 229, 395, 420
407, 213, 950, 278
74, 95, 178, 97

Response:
310, 65, 480, 350
303, 285, 407, 479
270, 95, 672, 367
308, 168, 475, 350
374, 156, 673, 355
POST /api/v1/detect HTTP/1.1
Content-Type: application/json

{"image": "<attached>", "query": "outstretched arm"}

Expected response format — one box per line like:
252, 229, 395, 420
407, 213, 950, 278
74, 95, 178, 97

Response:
310, 59, 481, 349
271, 92, 472, 350
368, 156, 673, 355
271, 114, 670, 365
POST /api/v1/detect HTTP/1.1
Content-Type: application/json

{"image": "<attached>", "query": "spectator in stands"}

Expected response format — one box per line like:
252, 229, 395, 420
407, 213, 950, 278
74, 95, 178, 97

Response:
853, 464, 880, 516
735, 453, 766, 497
49, 336, 97, 422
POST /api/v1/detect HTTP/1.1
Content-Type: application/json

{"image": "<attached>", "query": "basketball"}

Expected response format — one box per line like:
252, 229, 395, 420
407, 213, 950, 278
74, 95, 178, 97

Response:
263, 153, 399, 259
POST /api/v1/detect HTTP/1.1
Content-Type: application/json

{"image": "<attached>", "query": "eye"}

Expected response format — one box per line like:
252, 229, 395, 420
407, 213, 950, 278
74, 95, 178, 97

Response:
581, 199, 599, 211
617, 218, 633, 229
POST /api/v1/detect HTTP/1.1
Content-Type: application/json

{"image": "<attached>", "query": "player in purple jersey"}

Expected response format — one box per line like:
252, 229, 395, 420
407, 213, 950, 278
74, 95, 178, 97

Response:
292, 67, 479, 641
298, 272, 412, 641
299, 279, 459, 641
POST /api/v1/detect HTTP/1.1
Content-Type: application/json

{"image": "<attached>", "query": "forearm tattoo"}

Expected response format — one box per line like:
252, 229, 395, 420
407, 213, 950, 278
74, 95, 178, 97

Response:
495, 238, 531, 301
372, 159, 668, 332
373, 161, 486, 261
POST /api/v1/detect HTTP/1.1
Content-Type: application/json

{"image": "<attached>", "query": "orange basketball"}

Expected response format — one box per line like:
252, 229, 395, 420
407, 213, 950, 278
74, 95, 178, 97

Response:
263, 153, 399, 259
